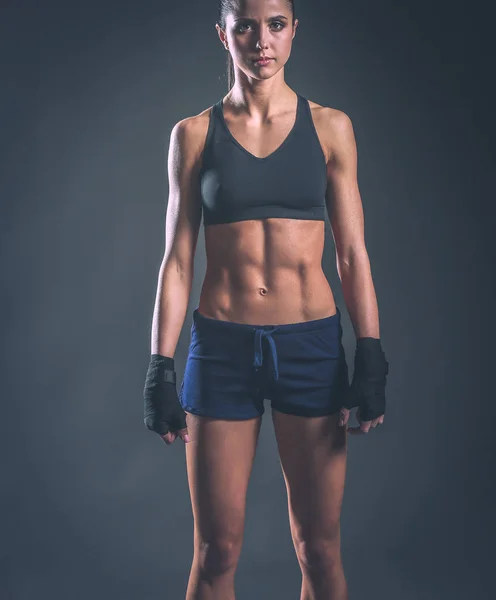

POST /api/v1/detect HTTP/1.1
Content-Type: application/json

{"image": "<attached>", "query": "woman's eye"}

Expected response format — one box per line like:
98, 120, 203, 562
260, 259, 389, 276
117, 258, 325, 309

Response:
235, 22, 285, 33
235, 23, 250, 33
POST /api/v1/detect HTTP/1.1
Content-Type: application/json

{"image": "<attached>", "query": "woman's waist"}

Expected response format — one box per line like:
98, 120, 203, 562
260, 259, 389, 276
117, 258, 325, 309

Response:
198, 267, 335, 325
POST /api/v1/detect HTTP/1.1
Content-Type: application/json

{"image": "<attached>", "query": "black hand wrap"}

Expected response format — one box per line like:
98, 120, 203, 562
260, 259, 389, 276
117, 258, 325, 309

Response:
143, 354, 187, 435
341, 337, 389, 421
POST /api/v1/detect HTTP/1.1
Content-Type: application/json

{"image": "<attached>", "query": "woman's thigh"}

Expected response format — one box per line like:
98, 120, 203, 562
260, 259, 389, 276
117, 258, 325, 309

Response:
185, 412, 263, 544
271, 409, 347, 544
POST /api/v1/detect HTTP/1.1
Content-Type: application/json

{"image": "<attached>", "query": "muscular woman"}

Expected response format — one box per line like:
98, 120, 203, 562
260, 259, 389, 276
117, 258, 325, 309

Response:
143, 1, 390, 599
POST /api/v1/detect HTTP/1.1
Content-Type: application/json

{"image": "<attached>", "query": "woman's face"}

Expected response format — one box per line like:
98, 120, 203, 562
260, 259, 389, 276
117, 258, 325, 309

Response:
217, 0, 298, 80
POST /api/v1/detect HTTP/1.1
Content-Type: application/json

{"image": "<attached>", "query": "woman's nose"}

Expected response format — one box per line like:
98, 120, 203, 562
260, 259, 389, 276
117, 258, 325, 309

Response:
256, 36, 269, 50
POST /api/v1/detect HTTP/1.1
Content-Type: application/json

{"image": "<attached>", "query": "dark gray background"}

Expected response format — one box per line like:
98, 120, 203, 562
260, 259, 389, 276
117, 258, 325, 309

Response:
2, 0, 495, 598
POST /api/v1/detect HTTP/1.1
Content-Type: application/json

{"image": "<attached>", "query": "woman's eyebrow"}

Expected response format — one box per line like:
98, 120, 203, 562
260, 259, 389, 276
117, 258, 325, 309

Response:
234, 15, 289, 22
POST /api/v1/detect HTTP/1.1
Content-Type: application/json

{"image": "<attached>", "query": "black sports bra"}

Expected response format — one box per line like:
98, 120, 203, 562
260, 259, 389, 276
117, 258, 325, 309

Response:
199, 93, 328, 227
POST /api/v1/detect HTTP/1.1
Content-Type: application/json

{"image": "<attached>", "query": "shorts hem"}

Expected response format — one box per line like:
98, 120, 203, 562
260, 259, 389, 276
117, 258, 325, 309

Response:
270, 401, 342, 418
181, 403, 264, 420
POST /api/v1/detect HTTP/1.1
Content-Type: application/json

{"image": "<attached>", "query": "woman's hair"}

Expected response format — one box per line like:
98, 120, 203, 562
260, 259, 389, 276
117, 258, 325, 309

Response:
216, 0, 296, 91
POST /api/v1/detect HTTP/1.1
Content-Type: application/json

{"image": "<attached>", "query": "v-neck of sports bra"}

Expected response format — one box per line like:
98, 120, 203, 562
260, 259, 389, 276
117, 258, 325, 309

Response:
216, 93, 301, 161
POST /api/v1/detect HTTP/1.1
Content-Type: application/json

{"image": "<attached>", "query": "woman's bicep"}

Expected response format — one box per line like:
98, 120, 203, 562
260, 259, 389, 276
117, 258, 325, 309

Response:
163, 118, 203, 274
325, 111, 366, 263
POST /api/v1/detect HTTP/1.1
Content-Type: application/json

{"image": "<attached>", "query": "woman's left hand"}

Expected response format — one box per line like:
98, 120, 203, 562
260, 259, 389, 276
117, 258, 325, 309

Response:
338, 406, 384, 434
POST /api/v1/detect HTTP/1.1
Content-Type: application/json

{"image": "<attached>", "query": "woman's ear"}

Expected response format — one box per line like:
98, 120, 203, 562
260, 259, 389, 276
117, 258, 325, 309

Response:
292, 19, 299, 40
215, 23, 227, 47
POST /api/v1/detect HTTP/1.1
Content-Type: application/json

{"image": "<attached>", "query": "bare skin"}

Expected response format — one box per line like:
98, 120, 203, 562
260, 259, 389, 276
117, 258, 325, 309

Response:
159, 2, 384, 598
176, 94, 350, 600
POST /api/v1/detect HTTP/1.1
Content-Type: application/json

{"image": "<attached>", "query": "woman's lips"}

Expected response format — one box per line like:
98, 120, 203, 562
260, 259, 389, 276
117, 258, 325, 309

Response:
253, 58, 273, 66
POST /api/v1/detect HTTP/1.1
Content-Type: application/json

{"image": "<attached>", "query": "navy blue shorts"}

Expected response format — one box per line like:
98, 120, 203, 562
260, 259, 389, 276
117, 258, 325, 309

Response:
179, 306, 350, 420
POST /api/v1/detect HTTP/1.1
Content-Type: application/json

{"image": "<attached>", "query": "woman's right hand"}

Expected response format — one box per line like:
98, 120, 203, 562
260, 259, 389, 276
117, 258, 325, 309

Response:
161, 427, 190, 446
143, 354, 191, 446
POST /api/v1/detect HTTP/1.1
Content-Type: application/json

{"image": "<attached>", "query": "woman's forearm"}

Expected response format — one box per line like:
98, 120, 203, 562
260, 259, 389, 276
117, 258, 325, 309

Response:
337, 249, 381, 340
150, 258, 193, 358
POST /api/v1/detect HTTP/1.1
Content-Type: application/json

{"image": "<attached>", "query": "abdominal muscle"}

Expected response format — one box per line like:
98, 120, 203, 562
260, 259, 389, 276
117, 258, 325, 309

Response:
197, 218, 336, 326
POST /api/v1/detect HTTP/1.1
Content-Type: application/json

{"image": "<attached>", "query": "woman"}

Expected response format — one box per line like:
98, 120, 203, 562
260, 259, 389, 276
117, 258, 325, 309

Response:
143, 1, 389, 598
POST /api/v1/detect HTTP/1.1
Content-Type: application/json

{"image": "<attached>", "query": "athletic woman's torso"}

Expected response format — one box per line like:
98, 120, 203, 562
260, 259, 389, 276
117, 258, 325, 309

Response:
191, 90, 337, 326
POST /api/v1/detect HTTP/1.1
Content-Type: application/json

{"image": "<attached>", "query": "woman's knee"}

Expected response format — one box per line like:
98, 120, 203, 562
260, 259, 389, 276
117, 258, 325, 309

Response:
294, 532, 342, 571
196, 534, 244, 577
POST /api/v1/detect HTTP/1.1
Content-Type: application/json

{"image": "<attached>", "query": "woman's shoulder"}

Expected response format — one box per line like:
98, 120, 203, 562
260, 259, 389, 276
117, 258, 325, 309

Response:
170, 104, 215, 156
306, 97, 351, 128
304, 98, 355, 162
307, 96, 354, 135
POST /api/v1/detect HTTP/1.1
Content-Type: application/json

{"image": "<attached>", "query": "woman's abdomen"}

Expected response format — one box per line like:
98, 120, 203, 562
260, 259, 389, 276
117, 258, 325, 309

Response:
198, 218, 336, 325
198, 263, 336, 325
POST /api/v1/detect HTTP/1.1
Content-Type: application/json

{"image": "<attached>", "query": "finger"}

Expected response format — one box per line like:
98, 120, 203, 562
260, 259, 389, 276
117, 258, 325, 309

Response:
359, 416, 372, 432
338, 408, 350, 427
347, 423, 371, 434
347, 426, 365, 434
176, 427, 191, 443
160, 431, 176, 445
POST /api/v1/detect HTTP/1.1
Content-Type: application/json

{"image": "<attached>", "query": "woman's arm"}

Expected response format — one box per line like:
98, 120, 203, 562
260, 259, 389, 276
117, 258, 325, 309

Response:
325, 110, 380, 340
151, 117, 203, 358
